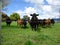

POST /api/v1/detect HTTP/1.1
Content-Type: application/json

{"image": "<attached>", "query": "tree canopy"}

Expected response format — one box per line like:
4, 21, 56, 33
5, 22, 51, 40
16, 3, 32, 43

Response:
10, 13, 20, 21
22, 15, 30, 21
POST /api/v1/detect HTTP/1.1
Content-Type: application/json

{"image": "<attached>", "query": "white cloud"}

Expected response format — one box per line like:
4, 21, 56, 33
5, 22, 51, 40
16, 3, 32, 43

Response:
46, 0, 52, 5
46, 0, 60, 5
25, 0, 43, 4
24, 0, 60, 19
15, 0, 60, 19
24, 7, 36, 14
42, 5, 52, 12
52, 0, 60, 5
25, 0, 44, 11
42, 5, 52, 15
52, 5, 60, 13
2, 0, 60, 19
38, 5, 60, 19
16, 6, 59, 19
15, 7, 37, 18
15, 6, 59, 19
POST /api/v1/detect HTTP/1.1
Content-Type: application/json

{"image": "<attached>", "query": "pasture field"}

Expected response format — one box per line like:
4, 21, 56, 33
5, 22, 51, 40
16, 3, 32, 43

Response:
1, 22, 60, 45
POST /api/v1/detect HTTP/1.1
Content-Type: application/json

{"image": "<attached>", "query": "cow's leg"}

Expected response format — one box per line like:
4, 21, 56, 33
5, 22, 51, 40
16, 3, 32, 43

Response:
6, 23, 8, 26
6, 23, 9, 26
8, 24, 10, 26
48, 22, 51, 27
17, 23, 19, 28
8, 23, 10, 26
31, 26, 33, 31
17, 23, 18, 27
32, 27, 34, 31
36, 24, 38, 31
23, 24, 25, 28
17, 23, 20, 28
32, 26, 33, 31
25, 25, 26, 28
34, 25, 36, 31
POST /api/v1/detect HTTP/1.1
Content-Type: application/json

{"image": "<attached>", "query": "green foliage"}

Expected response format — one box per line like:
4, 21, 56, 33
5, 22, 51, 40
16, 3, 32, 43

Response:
10, 13, 20, 21
22, 15, 30, 21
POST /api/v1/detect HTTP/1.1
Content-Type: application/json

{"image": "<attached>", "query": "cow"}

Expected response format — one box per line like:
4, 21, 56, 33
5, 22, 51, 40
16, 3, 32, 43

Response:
44, 18, 51, 27
17, 19, 27, 28
38, 19, 45, 27
6, 17, 12, 26
29, 13, 39, 31
51, 19, 55, 25
38, 18, 51, 28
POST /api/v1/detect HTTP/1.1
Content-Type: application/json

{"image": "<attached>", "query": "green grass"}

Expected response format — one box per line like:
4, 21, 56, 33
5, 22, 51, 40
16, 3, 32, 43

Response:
1, 22, 60, 45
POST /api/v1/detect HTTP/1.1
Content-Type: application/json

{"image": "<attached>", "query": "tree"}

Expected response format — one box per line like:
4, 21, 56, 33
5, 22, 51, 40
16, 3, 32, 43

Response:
22, 15, 30, 21
10, 13, 20, 21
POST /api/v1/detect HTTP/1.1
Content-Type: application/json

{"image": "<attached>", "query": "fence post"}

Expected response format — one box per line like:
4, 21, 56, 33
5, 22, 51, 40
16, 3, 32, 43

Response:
0, 1, 2, 30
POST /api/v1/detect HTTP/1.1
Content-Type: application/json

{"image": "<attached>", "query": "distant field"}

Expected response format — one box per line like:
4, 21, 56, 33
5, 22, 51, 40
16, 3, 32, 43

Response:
1, 22, 60, 45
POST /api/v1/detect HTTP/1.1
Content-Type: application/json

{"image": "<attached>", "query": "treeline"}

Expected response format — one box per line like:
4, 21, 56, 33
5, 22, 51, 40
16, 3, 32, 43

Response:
2, 12, 30, 21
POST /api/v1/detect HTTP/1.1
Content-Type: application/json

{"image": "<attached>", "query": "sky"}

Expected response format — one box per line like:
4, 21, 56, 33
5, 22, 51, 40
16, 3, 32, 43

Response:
2, 0, 60, 19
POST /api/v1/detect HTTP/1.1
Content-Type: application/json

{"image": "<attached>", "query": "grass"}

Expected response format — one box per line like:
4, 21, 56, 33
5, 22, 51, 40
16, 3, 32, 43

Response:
1, 21, 60, 45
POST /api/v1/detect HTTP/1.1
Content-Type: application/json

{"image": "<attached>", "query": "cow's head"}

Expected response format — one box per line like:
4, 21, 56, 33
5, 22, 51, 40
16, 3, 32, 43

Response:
30, 13, 39, 16
30, 13, 39, 21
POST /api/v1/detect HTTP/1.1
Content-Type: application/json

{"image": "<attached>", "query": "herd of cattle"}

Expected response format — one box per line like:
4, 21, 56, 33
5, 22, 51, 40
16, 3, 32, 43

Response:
5, 13, 55, 31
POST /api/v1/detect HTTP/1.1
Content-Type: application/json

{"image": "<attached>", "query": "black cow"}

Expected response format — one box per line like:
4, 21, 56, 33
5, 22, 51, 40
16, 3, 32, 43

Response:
38, 19, 45, 27
22, 19, 27, 28
6, 17, 12, 26
29, 13, 39, 31
51, 19, 55, 25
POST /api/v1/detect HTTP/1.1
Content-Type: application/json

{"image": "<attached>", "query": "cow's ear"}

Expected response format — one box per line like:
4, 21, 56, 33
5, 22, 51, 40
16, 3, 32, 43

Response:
30, 14, 33, 16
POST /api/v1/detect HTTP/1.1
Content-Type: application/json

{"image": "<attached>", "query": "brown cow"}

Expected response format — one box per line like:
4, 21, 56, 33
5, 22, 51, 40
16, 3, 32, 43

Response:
44, 18, 51, 27
17, 19, 27, 28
